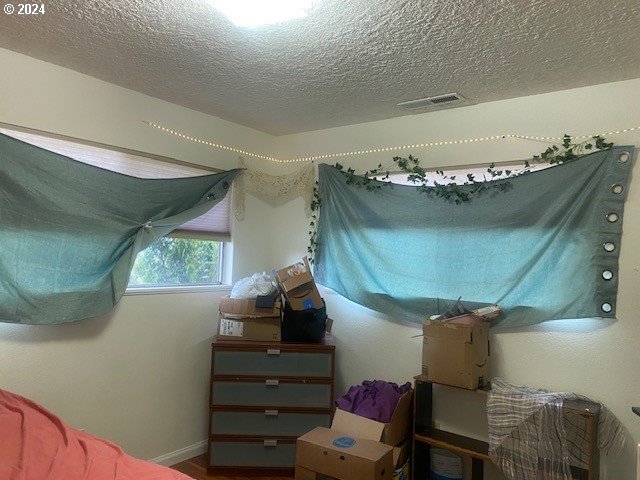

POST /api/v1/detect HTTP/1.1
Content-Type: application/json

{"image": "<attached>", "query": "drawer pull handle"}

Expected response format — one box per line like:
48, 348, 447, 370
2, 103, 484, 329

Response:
265, 409, 279, 417
263, 439, 277, 447
265, 379, 280, 387
266, 349, 281, 356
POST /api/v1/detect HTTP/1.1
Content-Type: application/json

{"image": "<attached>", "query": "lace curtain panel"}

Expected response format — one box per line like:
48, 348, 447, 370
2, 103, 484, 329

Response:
234, 159, 315, 220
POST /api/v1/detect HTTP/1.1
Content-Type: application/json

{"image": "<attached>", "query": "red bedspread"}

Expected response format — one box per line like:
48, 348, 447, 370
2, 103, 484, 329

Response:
0, 388, 193, 480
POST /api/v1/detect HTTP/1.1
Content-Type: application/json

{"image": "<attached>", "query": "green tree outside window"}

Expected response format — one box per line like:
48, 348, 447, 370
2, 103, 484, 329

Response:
129, 237, 222, 287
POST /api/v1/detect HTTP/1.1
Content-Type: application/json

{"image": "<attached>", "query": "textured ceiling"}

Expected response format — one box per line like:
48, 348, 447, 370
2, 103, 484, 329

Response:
1, 0, 640, 135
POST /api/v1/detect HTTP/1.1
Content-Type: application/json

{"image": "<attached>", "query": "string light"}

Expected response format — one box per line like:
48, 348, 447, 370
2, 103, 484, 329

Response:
512, 126, 640, 142
144, 121, 640, 164
144, 121, 280, 162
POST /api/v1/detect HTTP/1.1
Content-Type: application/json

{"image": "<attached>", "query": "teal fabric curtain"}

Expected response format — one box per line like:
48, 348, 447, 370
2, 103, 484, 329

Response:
0, 133, 239, 325
314, 147, 634, 327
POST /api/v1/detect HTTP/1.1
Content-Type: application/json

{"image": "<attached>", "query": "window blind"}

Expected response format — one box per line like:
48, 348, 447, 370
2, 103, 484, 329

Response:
0, 125, 232, 242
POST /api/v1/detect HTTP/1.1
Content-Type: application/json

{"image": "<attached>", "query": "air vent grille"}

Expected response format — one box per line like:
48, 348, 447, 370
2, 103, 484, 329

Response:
397, 93, 466, 110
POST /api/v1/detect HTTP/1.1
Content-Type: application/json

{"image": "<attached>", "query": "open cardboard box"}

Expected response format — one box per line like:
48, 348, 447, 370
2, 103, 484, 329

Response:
331, 390, 413, 448
217, 296, 281, 342
295, 390, 412, 480
392, 441, 408, 470
276, 257, 323, 311
422, 316, 490, 390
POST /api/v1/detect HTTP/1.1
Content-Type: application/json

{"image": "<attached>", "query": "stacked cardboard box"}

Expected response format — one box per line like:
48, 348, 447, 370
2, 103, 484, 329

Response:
295, 391, 412, 480
422, 315, 490, 390
275, 257, 323, 310
217, 296, 281, 342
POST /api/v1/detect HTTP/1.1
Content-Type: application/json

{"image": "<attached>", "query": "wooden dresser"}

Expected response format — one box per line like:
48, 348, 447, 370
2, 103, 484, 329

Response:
207, 336, 336, 476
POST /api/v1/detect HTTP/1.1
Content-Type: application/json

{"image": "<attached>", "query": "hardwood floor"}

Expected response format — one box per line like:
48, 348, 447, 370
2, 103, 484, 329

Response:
170, 454, 292, 480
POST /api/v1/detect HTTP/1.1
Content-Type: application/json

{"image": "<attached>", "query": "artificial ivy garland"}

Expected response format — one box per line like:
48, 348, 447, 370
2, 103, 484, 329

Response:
307, 135, 614, 261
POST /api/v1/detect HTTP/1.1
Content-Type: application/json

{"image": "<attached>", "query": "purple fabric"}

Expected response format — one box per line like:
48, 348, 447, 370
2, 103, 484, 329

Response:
335, 380, 412, 423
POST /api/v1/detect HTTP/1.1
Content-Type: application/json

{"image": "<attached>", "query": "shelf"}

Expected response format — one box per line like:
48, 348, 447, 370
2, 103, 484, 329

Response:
414, 375, 491, 396
563, 399, 600, 417
414, 375, 599, 417
415, 428, 490, 461
413, 378, 600, 480
415, 429, 589, 479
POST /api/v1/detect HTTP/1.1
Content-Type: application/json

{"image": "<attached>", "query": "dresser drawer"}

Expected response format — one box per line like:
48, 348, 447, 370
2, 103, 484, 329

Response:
209, 440, 296, 467
211, 380, 331, 408
211, 410, 331, 436
213, 349, 332, 378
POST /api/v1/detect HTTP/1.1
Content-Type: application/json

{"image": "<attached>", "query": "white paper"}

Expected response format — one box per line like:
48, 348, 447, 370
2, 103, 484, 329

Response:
219, 318, 244, 337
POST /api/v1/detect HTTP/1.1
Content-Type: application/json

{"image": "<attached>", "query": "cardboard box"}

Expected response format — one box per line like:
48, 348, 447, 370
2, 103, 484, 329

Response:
217, 296, 281, 342
295, 466, 328, 480
331, 392, 413, 447
392, 459, 409, 480
392, 441, 408, 469
421, 317, 490, 390
219, 296, 281, 318
295, 427, 393, 480
276, 257, 323, 311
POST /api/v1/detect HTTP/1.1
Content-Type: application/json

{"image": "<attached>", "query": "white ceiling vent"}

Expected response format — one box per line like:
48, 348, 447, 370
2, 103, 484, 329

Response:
397, 93, 466, 110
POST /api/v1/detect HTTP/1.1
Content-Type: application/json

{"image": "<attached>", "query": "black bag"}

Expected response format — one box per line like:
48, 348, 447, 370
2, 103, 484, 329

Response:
281, 299, 327, 343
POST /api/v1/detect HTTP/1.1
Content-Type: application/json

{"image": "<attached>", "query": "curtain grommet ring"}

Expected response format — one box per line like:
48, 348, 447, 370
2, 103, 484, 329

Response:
603, 242, 616, 252
611, 184, 624, 195
601, 302, 613, 313
606, 212, 619, 223
602, 270, 613, 280
142, 221, 153, 230
618, 151, 630, 164
206, 194, 216, 200
222, 181, 229, 190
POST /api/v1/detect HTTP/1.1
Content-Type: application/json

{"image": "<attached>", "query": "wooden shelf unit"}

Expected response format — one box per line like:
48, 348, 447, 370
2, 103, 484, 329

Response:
412, 376, 600, 480
415, 428, 490, 461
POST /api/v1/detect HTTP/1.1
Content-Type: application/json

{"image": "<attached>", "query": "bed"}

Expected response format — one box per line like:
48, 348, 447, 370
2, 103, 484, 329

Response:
0, 388, 193, 480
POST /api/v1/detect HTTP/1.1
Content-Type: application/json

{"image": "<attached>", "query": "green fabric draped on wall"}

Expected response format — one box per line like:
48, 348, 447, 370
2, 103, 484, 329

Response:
0, 133, 239, 325
314, 147, 634, 327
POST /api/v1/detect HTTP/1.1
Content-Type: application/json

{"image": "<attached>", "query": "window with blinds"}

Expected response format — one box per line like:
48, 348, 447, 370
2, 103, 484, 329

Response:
0, 124, 231, 288
0, 125, 232, 242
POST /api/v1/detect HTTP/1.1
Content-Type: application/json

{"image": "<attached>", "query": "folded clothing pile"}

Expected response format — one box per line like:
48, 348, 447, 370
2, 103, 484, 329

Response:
335, 380, 412, 423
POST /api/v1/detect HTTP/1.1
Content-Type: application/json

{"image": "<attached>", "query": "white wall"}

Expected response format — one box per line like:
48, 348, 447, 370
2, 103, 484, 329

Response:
0, 48, 277, 461
272, 78, 640, 479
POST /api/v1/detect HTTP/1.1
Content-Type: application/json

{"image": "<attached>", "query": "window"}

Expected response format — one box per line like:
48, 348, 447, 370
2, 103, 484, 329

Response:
129, 237, 223, 287
0, 123, 232, 290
